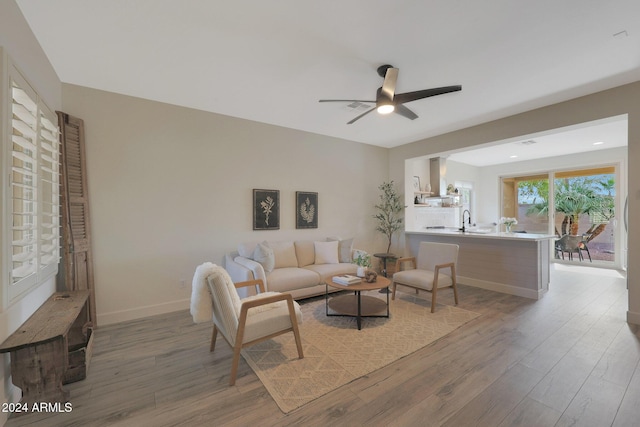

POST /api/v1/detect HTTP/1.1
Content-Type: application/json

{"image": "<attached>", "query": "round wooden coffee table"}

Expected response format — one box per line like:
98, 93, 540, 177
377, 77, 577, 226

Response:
325, 276, 391, 330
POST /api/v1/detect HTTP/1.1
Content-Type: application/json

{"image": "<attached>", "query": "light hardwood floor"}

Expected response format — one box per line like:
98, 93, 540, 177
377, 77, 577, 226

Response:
6, 264, 639, 427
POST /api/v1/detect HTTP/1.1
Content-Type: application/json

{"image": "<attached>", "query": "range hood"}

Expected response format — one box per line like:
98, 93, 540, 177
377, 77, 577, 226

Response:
429, 157, 448, 197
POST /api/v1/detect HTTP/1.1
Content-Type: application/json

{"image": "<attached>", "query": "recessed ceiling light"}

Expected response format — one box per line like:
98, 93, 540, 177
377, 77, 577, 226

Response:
593, 141, 604, 145
510, 155, 518, 158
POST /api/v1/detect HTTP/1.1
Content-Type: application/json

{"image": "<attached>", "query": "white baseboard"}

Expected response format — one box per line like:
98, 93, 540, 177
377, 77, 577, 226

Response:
459, 276, 544, 300
98, 298, 190, 326
627, 310, 640, 326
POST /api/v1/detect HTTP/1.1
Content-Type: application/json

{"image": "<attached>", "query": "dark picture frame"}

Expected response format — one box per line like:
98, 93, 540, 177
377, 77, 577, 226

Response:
253, 189, 280, 230
296, 191, 318, 229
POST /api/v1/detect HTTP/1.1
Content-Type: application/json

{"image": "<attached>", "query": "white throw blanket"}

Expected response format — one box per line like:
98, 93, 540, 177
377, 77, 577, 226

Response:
190, 262, 217, 323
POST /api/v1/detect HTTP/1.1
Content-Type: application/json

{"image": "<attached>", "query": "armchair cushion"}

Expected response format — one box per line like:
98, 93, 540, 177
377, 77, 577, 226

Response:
392, 269, 453, 290
206, 268, 243, 336
240, 295, 303, 343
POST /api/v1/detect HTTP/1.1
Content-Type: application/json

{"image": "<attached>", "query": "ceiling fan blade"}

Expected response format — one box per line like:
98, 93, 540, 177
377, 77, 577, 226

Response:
381, 67, 398, 100
319, 99, 375, 103
394, 85, 462, 104
394, 104, 418, 120
347, 107, 376, 124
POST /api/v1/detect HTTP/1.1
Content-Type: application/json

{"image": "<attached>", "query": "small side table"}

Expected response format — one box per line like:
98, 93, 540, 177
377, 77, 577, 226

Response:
374, 253, 396, 293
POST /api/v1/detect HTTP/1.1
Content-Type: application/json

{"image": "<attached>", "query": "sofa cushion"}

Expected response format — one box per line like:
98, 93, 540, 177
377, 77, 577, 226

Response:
327, 237, 354, 263
268, 241, 298, 268
304, 263, 358, 284
314, 240, 339, 264
266, 268, 320, 292
295, 240, 315, 267
252, 242, 275, 273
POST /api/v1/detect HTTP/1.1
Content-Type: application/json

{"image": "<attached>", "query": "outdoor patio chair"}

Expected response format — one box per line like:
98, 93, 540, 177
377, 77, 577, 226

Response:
555, 234, 591, 262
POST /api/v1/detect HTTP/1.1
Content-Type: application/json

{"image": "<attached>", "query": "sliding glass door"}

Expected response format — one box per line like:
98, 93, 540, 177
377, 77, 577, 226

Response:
553, 167, 616, 264
502, 165, 618, 267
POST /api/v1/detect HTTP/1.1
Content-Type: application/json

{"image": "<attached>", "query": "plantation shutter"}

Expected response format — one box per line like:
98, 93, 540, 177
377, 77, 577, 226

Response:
10, 81, 39, 294
57, 111, 96, 325
38, 106, 61, 276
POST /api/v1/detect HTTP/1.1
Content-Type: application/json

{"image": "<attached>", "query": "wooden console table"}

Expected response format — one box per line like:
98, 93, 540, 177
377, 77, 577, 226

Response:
0, 290, 92, 405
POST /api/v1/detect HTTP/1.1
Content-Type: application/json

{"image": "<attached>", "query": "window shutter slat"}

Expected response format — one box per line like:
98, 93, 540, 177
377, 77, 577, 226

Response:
10, 80, 38, 289
39, 105, 60, 272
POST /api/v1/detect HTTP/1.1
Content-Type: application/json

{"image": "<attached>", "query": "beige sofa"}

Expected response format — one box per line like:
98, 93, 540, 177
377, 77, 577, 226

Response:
225, 238, 364, 299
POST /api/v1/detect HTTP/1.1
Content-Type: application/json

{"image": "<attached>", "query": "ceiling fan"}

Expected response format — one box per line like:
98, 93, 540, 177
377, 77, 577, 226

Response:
319, 65, 461, 124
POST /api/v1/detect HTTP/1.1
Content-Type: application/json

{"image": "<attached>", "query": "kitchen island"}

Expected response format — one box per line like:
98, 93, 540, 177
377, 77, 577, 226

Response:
405, 229, 556, 299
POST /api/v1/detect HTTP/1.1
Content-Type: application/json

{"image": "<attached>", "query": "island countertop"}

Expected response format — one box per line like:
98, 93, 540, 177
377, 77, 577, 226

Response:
404, 230, 554, 300
406, 228, 556, 241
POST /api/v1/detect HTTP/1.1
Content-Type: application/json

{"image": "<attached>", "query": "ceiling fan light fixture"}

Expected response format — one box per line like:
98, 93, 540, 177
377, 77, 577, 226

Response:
319, 64, 461, 124
377, 104, 395, 115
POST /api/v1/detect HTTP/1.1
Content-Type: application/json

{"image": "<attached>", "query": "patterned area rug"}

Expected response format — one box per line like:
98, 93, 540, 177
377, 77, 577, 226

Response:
242, 290, 480, 413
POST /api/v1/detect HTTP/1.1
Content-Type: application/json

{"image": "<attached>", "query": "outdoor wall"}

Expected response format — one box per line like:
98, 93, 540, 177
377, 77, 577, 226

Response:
61, 84, 389, 325
390, 82, 640, 324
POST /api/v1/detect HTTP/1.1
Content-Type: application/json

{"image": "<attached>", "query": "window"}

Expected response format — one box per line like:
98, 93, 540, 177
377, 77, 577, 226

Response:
5, 65, 60, 303
502, 166, 618, 265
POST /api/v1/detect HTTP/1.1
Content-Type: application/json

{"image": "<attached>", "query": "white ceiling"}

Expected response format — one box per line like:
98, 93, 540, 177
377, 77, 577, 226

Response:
447, 116, 628, 167
16, 0, 640, 149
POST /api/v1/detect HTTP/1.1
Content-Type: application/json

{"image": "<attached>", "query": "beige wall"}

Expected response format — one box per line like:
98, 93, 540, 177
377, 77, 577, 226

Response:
390, 82, 640, 324
61, 84, 389, 324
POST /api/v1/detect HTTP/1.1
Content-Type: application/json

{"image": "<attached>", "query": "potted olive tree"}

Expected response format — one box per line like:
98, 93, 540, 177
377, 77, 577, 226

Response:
374, 181, 403, 255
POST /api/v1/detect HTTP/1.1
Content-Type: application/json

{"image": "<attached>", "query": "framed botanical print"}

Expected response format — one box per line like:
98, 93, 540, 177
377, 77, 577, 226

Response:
412, 176, 421, 192
296, 191, 318, 229
253, 189, 279, 230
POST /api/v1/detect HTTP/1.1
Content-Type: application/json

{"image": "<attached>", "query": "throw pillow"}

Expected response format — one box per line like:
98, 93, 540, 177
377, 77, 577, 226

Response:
237, 241, 258, 258
252, 242, 275, 273
327, 237, 354, 263
314, 240, 339, 264
294, 240, 315, 267
268, 241, 298, 268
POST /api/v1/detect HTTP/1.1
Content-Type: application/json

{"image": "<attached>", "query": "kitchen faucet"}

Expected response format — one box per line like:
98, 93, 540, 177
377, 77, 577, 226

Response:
461, 209, 471, 232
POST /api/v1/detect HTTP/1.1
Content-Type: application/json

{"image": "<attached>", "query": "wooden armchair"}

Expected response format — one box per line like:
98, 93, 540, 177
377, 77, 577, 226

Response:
391, 242, 459, 313
206, 266, 303, 385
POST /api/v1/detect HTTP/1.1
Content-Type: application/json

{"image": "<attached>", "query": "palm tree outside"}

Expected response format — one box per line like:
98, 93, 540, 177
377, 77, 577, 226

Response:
517, 170, 616, 262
